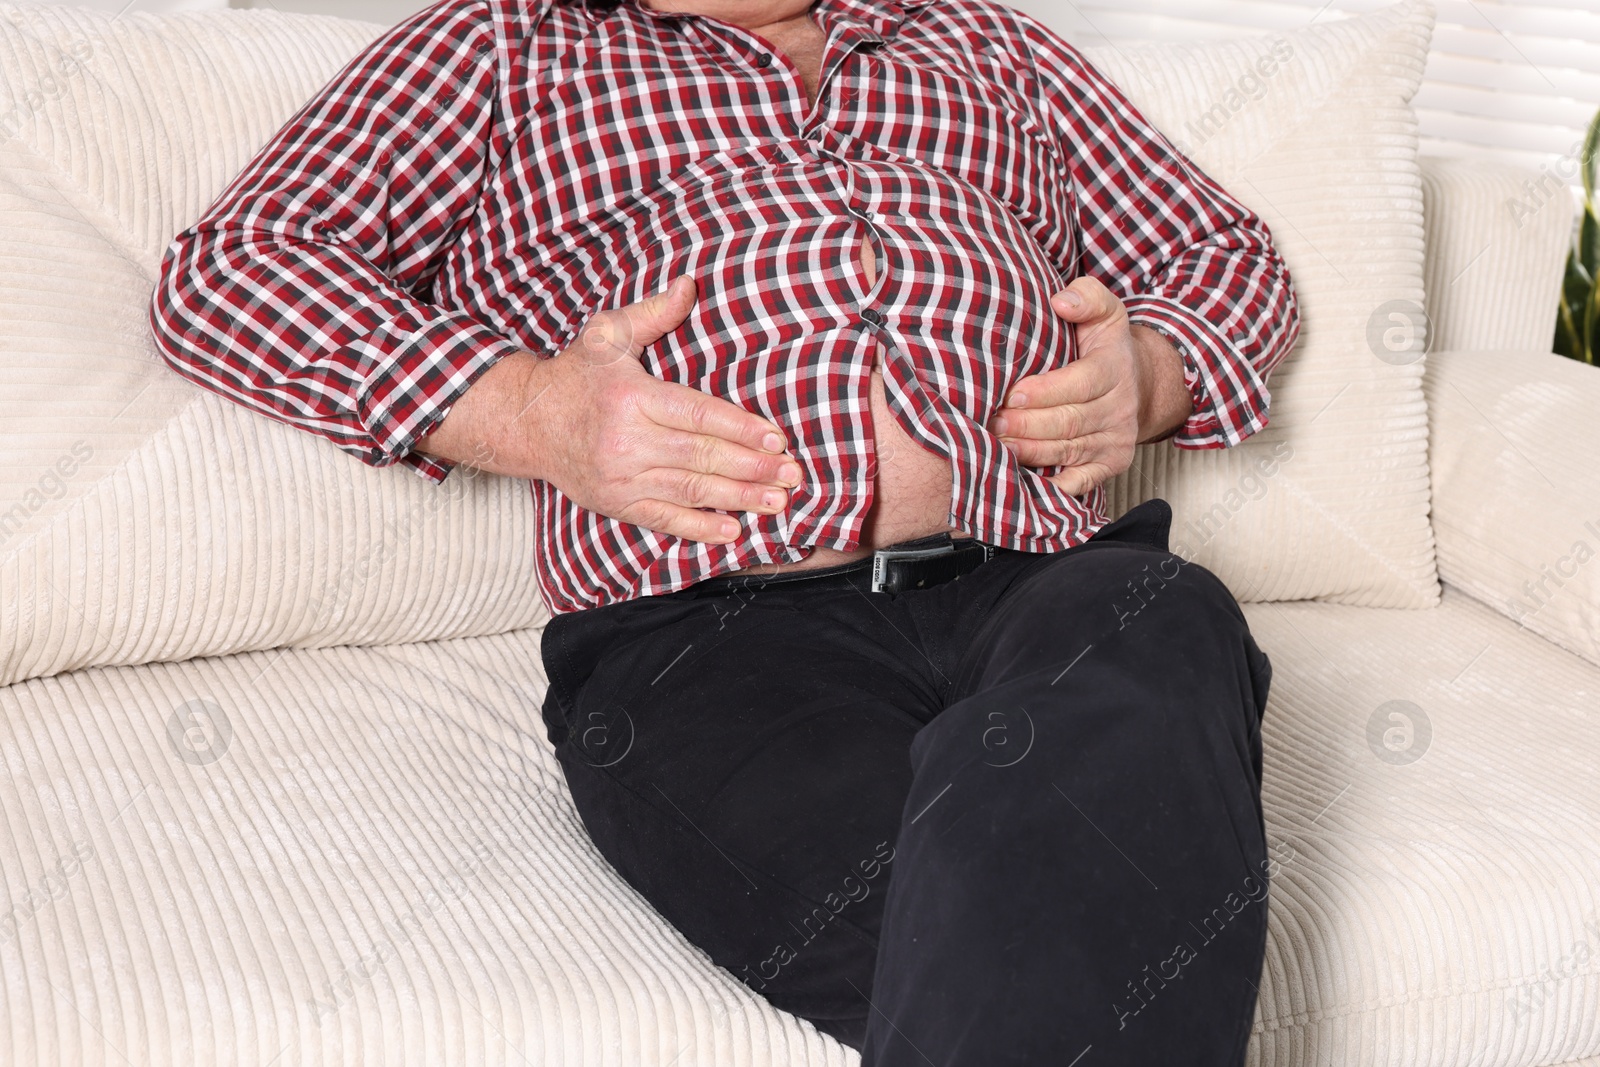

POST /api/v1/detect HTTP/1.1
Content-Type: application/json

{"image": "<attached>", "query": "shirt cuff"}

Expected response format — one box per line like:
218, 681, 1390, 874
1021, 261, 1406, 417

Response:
354, 311, 525, 483
1124, 295, 1271, 450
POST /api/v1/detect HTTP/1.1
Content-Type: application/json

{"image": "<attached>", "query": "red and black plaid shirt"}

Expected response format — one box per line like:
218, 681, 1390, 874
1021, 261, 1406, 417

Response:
150, 0, 1300, 615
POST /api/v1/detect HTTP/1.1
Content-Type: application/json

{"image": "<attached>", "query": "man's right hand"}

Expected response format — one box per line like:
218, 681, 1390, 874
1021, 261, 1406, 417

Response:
415, 276, 800, 545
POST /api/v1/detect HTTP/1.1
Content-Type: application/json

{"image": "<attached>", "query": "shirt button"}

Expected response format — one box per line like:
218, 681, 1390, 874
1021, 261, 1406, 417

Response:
757, 52, 772, 67
861, 308, 884, 327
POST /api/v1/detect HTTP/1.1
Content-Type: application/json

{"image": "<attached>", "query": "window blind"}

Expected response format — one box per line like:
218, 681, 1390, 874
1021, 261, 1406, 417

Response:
1008, 0, 1600, 186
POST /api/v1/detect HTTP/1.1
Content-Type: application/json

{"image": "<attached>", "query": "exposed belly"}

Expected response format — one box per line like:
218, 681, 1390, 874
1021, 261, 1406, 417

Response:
735, 234, 967, 575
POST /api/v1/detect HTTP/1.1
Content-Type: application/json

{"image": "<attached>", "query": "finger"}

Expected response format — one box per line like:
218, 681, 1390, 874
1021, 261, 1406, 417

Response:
575, 276, 698, 367
619, 498, 743, 544
1001, 430, 1120, 470
1048, 462, 1116, 497
639, 466, 791, 516
989, 397, 1114, 442
1003, 356, 1119, 410
646, 379, 791, 456
621, 274, 697, 349
1049, 274, 1123, 324
653, 427, 802, 488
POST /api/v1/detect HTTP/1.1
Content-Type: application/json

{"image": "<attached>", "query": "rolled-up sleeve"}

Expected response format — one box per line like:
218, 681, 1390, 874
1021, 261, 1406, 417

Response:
1020, 17, 1302, 448
148, 0, 524, 482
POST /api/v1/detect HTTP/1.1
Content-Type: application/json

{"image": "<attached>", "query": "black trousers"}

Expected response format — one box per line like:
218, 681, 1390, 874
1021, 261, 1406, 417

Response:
539, 499, 1274, 1066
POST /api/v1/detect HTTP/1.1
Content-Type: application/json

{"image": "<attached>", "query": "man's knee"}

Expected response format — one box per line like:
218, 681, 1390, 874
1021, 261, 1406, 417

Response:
972, 544, 1244, 674
948, 544, 1267, 755
1030, 543, 1242, 636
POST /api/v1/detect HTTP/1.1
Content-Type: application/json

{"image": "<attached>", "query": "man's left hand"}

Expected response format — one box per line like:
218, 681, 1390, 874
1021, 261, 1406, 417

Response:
987, 276, 1194, 496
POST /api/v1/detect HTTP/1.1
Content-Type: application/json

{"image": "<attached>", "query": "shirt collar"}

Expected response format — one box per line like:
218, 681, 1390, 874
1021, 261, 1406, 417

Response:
576, 0, 937, 27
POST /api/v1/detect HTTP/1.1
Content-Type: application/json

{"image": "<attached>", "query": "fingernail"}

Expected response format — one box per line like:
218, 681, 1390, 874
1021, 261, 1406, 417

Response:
1008, 393, 1028, 409
779, 462, 802, 484
721, 519, 740, 538
991, 415, 1009, 435
763, 432, 784, 452
762, 490, 784, 508
1057, 291, 1082, 310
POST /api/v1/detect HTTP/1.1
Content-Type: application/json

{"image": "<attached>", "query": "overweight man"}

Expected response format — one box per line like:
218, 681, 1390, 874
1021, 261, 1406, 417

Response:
151, 0, 1301, 1061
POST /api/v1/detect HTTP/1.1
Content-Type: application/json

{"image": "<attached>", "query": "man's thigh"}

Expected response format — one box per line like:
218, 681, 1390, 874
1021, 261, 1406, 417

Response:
538, 585, 939, 1043
866, 527, 1275, 1065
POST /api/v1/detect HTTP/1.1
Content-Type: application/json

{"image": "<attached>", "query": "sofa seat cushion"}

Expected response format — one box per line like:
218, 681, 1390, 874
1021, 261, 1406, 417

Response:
1241, 591, 1600, 1067
2, 589, 1597, 1066
0, 630, 850, 1066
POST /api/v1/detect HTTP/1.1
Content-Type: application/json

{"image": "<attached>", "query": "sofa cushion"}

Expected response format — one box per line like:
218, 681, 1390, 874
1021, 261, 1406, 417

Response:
1418, 158, 1575, 355
1242, 592, 1600, 1067
1084, 0, 1442, 608
2, 590, 1597, 1065
1426, 348, 1600, 669
0, 629, 850, 1066
0, 2, 545, 690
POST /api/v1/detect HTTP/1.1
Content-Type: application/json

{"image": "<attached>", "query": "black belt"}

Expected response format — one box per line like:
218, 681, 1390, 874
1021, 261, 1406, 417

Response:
686, 532, 1000, 596
868, 533, 998, 593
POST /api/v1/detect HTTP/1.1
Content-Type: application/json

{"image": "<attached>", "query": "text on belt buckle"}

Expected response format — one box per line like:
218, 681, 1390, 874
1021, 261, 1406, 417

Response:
870, 543, 958, 593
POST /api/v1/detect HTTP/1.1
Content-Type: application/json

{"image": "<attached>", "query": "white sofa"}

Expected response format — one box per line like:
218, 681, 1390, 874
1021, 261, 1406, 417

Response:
2, 3, 1597, 1065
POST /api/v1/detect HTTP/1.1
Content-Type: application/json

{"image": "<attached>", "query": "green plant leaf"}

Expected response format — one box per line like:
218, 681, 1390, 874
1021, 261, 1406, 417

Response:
1560, 255, 1592, 362
1555, 252, 1583, 359
1584, 106, 1600, 205
1584, 205, 1600, 278
1566, 253, 1593, 306
1553, 105, 1599, 363
1555, 302, 1583, 360
1586, 263, 1600, 364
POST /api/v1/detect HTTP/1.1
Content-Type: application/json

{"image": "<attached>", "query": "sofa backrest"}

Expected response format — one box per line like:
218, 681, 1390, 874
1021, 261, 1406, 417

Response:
0, 0, 1573, 689
1088, 0, 1444, 609
0, 3, 545, 690
1417, 155, 1574, 355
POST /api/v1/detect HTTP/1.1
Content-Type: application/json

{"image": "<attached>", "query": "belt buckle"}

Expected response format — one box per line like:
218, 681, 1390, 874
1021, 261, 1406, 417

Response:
870, 543, 958, 593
